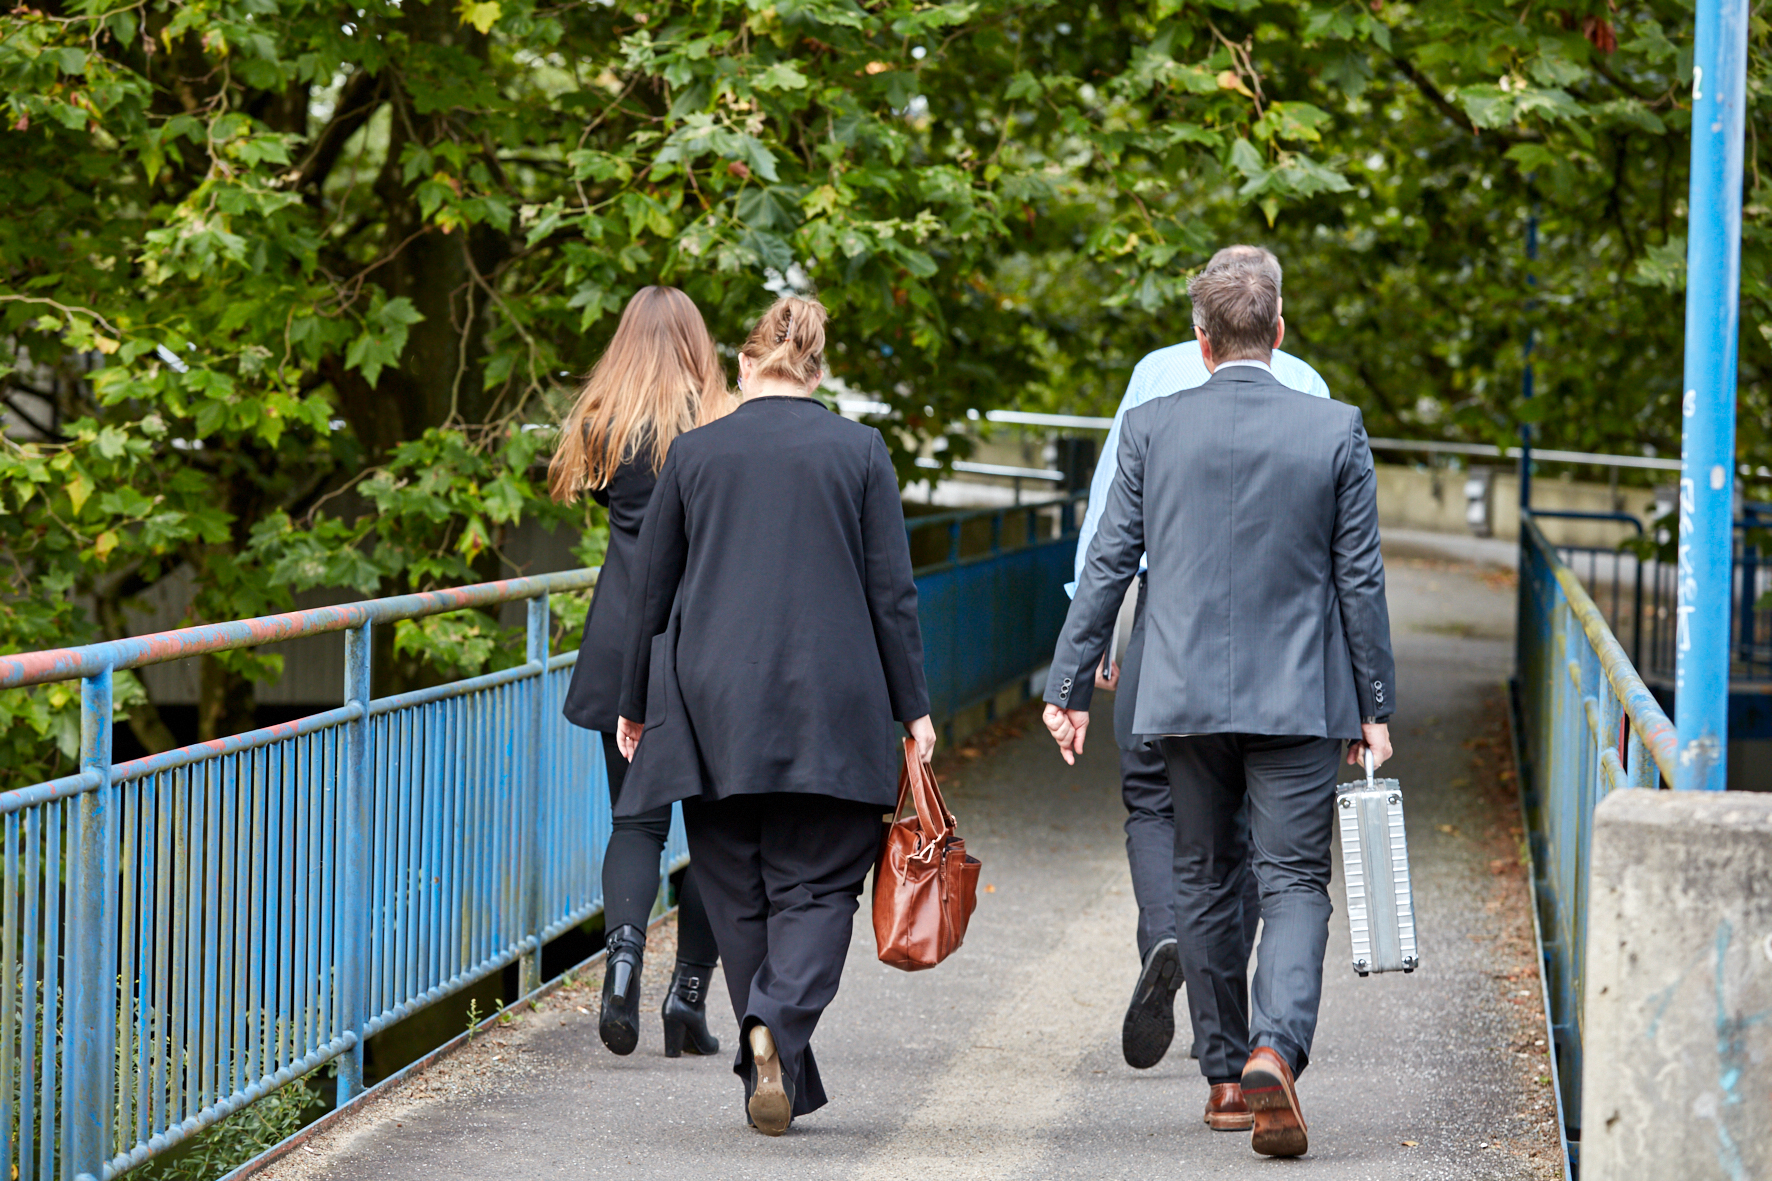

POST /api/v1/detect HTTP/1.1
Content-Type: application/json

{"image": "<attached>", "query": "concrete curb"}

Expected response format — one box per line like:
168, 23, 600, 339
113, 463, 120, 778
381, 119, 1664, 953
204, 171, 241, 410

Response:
1507, 676, 1575, 1181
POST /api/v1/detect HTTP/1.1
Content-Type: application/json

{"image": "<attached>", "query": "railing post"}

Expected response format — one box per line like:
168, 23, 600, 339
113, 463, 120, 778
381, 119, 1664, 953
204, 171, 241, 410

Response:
1739, 509, 1758, 663
337, 623, 372, 1106
64, 666, 115, 1181
1674, 0, 1747, 791
520, 595, 549, 994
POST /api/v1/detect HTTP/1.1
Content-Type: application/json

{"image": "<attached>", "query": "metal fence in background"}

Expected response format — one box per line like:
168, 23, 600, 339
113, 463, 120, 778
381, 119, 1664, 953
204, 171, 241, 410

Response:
0, 569, 697, 1181
1535, 504, 1771, 689
1513, 514, 1679, 1172
909, 494, 1083, 732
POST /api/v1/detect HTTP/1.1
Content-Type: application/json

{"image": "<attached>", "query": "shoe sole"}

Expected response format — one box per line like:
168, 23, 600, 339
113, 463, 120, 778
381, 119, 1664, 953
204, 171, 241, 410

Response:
1241, 1061, 1308, 1157
748, 1033, 791, 1136
1206, 1111, 1254, 1131
1122, 941, 1181, 1069
599, 1013, 638, 1056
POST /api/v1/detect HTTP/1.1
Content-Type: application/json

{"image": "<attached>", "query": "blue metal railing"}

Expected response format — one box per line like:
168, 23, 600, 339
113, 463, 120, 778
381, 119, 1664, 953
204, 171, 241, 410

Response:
0, 504, 1085, 1179
1513, 514, 1679, 1172
0, 569, 692, 1181
908, 494, 1084, 731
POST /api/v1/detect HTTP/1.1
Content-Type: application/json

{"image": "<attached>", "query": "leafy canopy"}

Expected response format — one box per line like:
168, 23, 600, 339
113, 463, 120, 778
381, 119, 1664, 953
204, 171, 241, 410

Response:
1, 0, 1767, 787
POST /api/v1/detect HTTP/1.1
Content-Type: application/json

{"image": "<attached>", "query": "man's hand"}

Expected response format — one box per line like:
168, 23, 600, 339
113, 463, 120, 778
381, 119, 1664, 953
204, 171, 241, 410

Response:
1043, 704, 1090, 765
616, 716, 644, 761
1094, 653, 1119, 692
905, 715, 936, 763
1347, 722, 1393, 771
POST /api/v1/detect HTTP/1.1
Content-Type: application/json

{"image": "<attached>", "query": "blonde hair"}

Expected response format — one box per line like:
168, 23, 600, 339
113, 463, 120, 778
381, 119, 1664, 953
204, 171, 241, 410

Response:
548, 286, 732, 502
739, 296, 827, 387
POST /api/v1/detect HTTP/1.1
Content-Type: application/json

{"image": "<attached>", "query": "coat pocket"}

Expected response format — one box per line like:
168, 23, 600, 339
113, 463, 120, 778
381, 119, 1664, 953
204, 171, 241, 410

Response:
641, 614, 679, 732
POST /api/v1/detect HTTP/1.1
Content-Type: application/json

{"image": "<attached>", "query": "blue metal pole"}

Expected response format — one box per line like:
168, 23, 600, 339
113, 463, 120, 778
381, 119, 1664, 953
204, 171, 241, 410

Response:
65, 667, 115, 1181
1520, 207, 1538, 513
337, 624, 372, 1103
520, 595, 548, 994
1674, 0, 1747, 792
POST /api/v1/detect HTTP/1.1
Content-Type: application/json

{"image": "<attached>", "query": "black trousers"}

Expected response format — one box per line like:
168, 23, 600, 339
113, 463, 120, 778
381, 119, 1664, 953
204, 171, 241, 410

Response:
1160, 734, 1340, 1085
600, 732, 718, 965
682, 792, 883, 1118
1119, 741, 1260, 963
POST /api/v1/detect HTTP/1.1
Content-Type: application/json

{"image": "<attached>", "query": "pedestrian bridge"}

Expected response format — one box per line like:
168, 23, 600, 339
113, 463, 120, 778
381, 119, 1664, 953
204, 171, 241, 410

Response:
0, 497, 1760, 1179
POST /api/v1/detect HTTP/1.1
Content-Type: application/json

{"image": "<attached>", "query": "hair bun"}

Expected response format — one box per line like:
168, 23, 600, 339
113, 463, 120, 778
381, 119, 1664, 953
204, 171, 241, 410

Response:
742, 296, 827, 386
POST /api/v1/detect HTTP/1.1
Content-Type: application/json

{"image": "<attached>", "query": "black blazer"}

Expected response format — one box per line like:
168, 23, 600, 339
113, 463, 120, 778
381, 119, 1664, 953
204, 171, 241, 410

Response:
561, 454, 657, 736
616, 397, 929, 816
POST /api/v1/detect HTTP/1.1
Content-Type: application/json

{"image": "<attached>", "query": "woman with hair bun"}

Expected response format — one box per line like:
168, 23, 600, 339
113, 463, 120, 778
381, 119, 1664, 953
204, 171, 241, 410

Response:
615, 295, 934, 1136
551, 285, 733, 1061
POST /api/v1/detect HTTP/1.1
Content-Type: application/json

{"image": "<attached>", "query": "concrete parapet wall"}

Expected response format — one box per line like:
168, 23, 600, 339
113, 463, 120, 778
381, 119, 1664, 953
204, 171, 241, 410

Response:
1373, 463, 1661, 548
1581, 789, 1772, 1180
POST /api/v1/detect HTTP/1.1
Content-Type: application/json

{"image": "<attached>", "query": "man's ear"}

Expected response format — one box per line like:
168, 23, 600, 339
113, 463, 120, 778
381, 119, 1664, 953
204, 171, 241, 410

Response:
1273, 316, 1285, 352
1197, 330, 1215, 372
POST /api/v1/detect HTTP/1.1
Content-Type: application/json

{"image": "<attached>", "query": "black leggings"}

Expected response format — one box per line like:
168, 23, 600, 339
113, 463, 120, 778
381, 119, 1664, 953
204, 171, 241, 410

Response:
600, 732, 719, 965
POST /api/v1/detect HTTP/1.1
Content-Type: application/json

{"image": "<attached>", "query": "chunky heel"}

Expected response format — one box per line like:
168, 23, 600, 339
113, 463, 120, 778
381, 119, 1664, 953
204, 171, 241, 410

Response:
662, 1016, 688, 1058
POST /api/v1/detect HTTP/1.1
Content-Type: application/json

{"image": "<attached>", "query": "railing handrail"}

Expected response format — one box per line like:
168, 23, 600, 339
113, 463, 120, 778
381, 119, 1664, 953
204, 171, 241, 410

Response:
1523, 514, 1677, 783
1530, 509, 1646, 535
0, 567, 598, 691
904, 491, 1085, 535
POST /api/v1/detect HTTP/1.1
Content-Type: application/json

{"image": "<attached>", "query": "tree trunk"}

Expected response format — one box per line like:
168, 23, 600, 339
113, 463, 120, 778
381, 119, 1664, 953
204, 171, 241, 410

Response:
197, 654, 256, 742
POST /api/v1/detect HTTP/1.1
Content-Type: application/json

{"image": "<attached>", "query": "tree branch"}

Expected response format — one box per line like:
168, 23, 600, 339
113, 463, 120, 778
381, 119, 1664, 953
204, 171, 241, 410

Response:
295, 69, 386, 195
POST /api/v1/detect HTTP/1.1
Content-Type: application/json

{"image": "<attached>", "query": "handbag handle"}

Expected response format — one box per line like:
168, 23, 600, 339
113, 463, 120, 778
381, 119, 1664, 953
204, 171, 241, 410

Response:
891, 738, 956, 845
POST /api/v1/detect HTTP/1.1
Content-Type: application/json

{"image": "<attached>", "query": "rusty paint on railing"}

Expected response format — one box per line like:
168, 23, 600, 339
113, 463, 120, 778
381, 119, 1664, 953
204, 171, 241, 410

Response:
0, 569, 598, 691
1529, 518, 1678, 784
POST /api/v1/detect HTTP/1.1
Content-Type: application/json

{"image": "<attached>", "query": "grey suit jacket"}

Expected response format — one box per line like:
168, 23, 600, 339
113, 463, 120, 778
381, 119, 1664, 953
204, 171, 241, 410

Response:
1045, 364, 1395, 740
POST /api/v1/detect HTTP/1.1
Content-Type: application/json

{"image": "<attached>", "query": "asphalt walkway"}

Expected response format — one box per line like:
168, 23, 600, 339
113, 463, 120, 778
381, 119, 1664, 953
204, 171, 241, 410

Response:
254, 547, 1562, 1180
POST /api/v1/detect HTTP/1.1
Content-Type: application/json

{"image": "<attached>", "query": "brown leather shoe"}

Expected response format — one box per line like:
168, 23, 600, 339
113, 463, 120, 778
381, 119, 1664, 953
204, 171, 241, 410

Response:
1203, 1082, 1254, 1130
1241, 1046, 1308, 1157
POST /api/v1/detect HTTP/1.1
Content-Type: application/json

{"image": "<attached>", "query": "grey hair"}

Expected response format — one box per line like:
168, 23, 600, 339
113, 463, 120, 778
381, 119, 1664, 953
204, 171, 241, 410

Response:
1188, 260, 1280, 361
1204, 244, 1282, 295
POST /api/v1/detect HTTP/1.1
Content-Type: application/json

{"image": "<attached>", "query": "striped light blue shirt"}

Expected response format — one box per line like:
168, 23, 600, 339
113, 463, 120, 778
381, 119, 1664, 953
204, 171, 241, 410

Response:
1065, 341, 1332, 596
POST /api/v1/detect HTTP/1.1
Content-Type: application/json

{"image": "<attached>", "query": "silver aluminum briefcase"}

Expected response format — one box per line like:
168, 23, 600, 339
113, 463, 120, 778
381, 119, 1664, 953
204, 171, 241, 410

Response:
1336, 752, 1419, 976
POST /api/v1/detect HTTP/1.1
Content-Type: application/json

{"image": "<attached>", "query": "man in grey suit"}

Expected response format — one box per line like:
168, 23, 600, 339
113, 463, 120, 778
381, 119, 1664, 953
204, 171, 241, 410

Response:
1041, 259, 1396, 1158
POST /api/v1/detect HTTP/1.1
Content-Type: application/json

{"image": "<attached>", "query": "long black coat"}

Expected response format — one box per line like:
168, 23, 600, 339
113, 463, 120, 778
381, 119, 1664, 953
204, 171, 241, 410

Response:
616, 396, 929, 816
561, 455, 656, 737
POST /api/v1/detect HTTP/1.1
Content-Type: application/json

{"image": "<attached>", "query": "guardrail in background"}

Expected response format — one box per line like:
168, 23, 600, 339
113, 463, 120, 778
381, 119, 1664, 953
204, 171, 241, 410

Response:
908, 494, 1083, 736
1513, 514, 1679, 1173
0, 569, 697, 1181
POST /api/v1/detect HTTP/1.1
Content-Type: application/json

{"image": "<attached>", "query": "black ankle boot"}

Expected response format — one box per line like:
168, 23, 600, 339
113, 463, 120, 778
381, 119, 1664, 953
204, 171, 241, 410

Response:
661, 959, 721, 1058
599, 924, 646, 1055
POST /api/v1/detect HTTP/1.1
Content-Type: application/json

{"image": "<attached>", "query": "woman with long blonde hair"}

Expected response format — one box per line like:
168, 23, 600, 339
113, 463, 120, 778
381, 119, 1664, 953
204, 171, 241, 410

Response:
614, 295, 933, 1135
553, 285, 733, 1060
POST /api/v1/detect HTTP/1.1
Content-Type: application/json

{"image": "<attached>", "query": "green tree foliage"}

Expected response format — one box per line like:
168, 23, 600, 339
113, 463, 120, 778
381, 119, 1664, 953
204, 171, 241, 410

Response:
1, 0, 1767, 788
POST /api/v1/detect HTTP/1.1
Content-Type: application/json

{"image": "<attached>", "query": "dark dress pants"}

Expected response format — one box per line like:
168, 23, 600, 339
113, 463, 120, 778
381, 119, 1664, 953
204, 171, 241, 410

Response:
1115, 574, 1259, 963
1160, 734, 1340, 1085
683, 792, 883, 1118
1119, 741, 1259, 964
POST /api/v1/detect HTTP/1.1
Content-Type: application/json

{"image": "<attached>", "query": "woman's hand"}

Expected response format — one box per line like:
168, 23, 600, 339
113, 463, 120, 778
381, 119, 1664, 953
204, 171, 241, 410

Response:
616, 716, 644, 761
905, 715, 936, 763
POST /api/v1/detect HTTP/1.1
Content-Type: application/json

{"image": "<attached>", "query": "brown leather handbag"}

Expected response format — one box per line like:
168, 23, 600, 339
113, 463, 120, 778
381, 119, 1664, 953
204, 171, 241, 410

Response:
873, 738, 981, 971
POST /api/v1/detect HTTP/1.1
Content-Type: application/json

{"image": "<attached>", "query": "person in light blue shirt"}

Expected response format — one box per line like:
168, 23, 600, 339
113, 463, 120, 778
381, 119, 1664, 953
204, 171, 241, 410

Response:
1075, 246, 1333, 1085
1067, 332, 1329, 596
